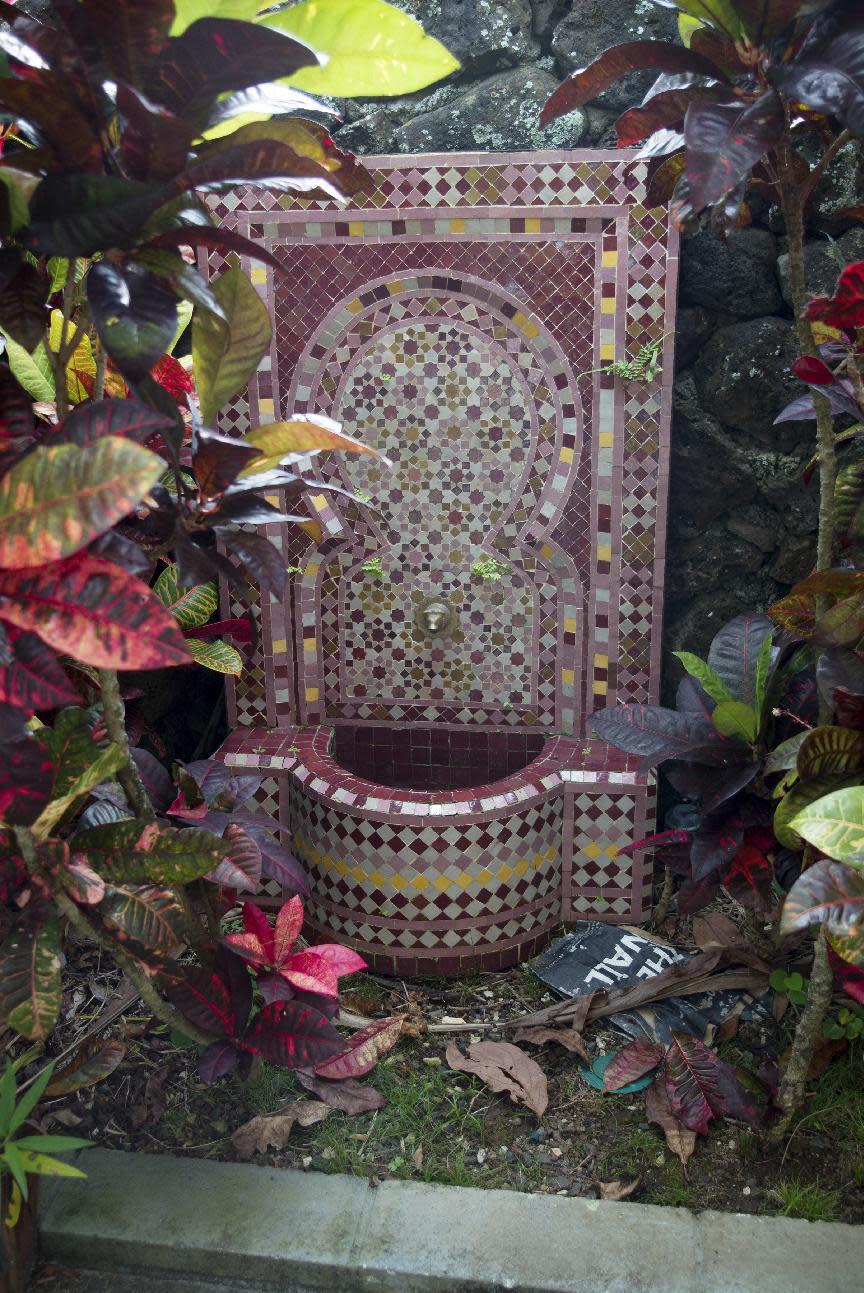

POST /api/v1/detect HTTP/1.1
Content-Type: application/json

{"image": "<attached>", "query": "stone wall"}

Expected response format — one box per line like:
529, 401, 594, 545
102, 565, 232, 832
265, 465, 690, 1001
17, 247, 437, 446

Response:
326, 0, 864, 689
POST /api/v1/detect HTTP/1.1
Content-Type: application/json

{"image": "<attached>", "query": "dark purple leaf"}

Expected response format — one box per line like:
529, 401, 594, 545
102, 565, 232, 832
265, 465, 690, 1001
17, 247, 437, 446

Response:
707, 613, 774, 708
199, 1039, 238, 1085
258, 973, 295, 1005
146, 19, 318, 123
776, 20, 864, 137
192, 426, 259, 502
25, 174, 163, 257
143, 224, 288, 276
683, 92, 784, 215
616, 87, 726, 146
664, 1032, 762, 1133
117, 81, 193, 183
0, 249, 49, 350
296, 1068, 387, 1114
247, 827, 309, 898
677, 872, 721, 915
0, 729, 51, 825
52, 0, 173, 84
591, 703, 741, 767
690, 821, 746, 882
675, 675, 716, 720
88, 261, 178, 381
730, 0, 809, 43
722, 845, 775, 913
176, 121, 368, 200
166, 966, 235, 1038
541, 41, 728, 125
214, 529, 287, 601
89, 530, 152, 578
131, 748, 174, 813
206, 823, 261, 893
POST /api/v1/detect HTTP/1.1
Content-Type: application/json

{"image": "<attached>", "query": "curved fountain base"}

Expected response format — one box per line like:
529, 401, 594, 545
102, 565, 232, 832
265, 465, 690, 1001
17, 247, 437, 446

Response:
219, 725, 655, 977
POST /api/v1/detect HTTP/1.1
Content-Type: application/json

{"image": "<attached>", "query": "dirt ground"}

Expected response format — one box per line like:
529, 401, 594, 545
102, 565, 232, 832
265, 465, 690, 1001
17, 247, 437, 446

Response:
26, 926, 864, 1227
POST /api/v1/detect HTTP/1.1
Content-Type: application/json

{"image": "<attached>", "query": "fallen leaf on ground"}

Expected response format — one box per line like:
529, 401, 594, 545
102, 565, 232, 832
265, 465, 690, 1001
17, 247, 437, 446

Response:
296, 1069, 387, 1114
692, 913, 749, 953
645, 1074, 696, 1169
598, 1174, 643, 1200
445, 1040, 548, 1118
780, 1034, 846, 1080
44, 1038, 127, 1096
130, 1068, 168, 1128
412, 1145, 423, 1168
231, 1100, 329, 1159
603, 1039, 663, 1092
511, 1025, 589, 1062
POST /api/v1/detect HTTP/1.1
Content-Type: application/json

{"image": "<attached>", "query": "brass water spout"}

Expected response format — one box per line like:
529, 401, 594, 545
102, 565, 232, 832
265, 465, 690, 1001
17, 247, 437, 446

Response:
418, 600, 453, 636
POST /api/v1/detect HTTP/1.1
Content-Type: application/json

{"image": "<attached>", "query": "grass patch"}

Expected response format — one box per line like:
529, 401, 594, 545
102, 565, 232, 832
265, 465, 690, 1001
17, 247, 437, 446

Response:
652, 1162, 696, 1209
599, 1125, 660, 1178
773, 1179, 840, 1222
790, 1040, 864, 1147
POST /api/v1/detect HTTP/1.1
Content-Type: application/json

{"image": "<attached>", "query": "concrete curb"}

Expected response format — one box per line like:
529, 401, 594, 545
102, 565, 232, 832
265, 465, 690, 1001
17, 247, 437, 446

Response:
39, 1148, 864, 1293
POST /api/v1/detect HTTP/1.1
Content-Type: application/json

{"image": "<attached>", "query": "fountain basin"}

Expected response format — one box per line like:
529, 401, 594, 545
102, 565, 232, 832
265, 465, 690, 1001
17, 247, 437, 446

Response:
219, 724, 655, 976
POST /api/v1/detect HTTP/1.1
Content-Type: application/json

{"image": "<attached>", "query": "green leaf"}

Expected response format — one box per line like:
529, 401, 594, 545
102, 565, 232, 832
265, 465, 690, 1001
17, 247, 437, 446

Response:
0, 909, 61, 1041
31, 743, 126, 841
44, 708, 100, 801
0, 438, 162, 569
673, 651, 733, 705
774, 775, 862, 851
764, 731, 809, 775
0, 1061, 15, 1139
240, 414, 378, 474
12, 1135, 91, 1153
153, 563, 218, 630
263, 0, 460, 96
754, 630, 774, 716
77, 820, 227, 885
0, 169, 35, 235
789, 786, 864, 863
99, 884, 186, 954
1, 335, 55, 402
8, 1061, 56, 1136
3, 1143, 28, 1200
711, 699, 758, 742
186, 637, 243, 675
170, 0, 262, 35
191, 266, 271, 424
169, 300, 194, 355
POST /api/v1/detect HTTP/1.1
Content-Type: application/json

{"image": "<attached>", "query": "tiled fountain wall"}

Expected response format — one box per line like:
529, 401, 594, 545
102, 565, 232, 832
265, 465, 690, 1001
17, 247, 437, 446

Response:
214, 151, 677, 973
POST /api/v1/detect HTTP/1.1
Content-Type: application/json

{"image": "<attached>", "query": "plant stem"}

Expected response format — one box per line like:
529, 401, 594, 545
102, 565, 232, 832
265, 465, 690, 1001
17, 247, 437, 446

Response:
97, 668, 155, 822
769, 928, 833, 1141
93, 337, 107, 402
652, 865, 674, 928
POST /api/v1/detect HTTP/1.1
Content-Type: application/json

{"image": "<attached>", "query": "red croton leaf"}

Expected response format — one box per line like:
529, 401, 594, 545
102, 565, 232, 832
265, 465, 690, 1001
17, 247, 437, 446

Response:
663, 1032, 762, 1134
0, 623, 79, 712
0, 552, 190, 669
242, 1001, 343, 1070
806, 262, 864, 336
603, 1039, 664, 1092
224, 898, 357, 1000
721, 843, 775, 913
791, 355, 836, 386
151, 353, 193, 406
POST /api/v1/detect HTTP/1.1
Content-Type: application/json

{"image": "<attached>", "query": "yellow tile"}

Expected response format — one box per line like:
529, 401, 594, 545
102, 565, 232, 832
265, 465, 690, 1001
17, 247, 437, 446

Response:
592, 679, 608, 697
497, 864, 513, 883
258, 398, 274, 416
563, 616, 578, 633
433, 872, 452, 892
601, 297, 616, 314
368, 870, 384, 888
272, 638, 287, 654
540, 543, 555, 559
265, 494, 280, 506
449, 218, 465, 233
305, 562, 320, 578
310, 493, 329, 511
390, 873, 407, 892
305, 686, 319, 702
562, 668, 575, 685
454, 872, 474, 890
251, 266, 267, 285
476, 868, 493, 886
335, 858, 348, 876
600, 342, 616, 360
513, 310, 540, 338
584, 842, 601, 859
346, 298, 363, 314
351, 866, 365, 884
604, 844, 620, 858
599, 430, 614, 448
597, 543, 612, 562
387, 279, 404, 294
525, 217, 541, 233
348, 221, 365, 236
560, 446, 574, 464
514, 859, 529, 876
594, 652, 609, 668
412, 874, 429, 891
602, 250, 617, 268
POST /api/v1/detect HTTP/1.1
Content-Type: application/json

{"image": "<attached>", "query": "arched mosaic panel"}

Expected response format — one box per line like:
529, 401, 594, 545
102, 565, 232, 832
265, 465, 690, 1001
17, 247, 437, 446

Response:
208, 152, 677, 736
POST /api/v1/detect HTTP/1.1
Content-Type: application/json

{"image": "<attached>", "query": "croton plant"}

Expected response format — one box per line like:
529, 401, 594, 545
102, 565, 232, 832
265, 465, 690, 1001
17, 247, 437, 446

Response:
0, 0, 458, 1205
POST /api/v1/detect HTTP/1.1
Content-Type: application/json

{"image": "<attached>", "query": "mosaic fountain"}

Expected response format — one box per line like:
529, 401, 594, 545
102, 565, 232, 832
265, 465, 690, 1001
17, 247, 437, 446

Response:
214, 149, 678, 975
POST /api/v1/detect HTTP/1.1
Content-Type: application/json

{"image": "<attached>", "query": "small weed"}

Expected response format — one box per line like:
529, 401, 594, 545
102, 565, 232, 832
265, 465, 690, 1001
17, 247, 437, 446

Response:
250, 1063, 301, 1115
471, 557, 510, 583
362, 556, 385, 580
652, 1162, 695, 1209
737, 1131, 760, 1163
791, 1040, 864, 1147
600, 1126, 659, 1177
773, 1179, 840, 1222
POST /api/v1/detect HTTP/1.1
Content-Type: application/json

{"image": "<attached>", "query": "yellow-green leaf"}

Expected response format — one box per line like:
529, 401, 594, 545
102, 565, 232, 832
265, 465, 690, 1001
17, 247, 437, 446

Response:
170, 0, 262, 34
774, 775, 861, 850
263, 0, 460, 97
186, 637, 243, 675
1, 334, 55, 402
14, 1150, 87, 1180
191, 267, 271, 424
673, 651, 733, 705
0, 438, 163, 569
48, 309, 96, 404
240, 413, 378, 475
711, 699, 758, 742
789, 786, 864, 863
0, 909, 61, 1041
675, 0, 743, 38
153, 563, 218, 631
31, 743, 126, 841
3, 1179, 21, 1227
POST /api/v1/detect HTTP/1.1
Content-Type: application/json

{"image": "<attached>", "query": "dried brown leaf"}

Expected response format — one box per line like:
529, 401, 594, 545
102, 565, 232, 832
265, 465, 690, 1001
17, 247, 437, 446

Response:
231, 1099, 329, 1160
645, 1074, 696, 1169
692, 913, 749, 952
44, 1038, 127, 1096
412, 1145, 424, 1168
445, 1040, 548, 1118
510, 1025, 589, 1062
599, 1174, 643, 1200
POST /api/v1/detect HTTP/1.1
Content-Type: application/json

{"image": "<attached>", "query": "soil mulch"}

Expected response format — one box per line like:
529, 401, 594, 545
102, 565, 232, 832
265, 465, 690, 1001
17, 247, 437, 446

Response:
19, 920, 864, 1227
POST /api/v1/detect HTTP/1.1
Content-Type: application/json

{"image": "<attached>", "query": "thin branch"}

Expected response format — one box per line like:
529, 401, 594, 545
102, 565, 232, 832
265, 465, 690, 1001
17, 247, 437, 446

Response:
803, 128, 851, 202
